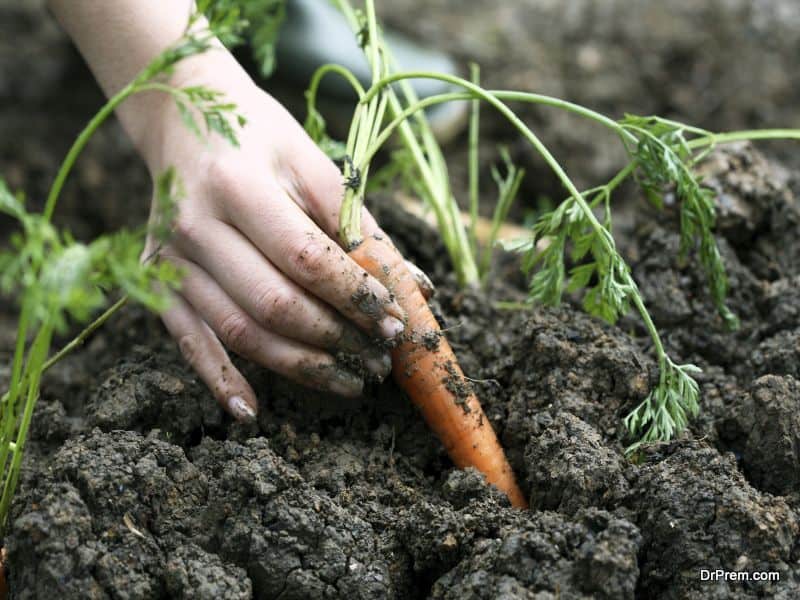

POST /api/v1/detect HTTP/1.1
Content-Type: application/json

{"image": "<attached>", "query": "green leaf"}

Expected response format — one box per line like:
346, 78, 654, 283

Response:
198, 0, 248, 45
151, 167, 183, 244
101, 229, 180, 313
566, 262, 596, 293
38, 243, 105, 329
527, 235, 566, 306
497, 237, 535, 253
0, 179, 24, 220
571, 230, 595, 262
176, 100, 202, 140
621, 114, 737, 328
624, 360, 702, 451
178, 85, 245, 147
243, 0, 287, 77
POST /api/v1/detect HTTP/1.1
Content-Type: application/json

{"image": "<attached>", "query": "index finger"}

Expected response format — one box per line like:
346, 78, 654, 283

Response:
220, 184, 405, 339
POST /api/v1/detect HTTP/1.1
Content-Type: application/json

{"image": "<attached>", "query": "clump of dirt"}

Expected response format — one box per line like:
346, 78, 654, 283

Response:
733, 375, 800, 498
420, 330, 441, 351
88, 359, 224, 444
624, 441, 798, 599
350, 281, 386, 321
525, 412, 629, 515
12, 431, 393, 599
11, 427, 646, 599
441, 360, 473, 413
426, 508, 641, 600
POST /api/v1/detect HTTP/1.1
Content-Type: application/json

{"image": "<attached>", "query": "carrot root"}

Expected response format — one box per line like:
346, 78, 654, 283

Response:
0, 546, 7, 600
349, 234, 527, 509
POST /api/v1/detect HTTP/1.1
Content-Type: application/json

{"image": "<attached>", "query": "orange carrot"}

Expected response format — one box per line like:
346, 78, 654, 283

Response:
350, 234, 527, 508
0, 547, 7, 600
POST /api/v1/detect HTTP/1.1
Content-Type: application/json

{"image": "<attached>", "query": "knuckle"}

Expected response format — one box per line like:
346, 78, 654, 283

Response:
172, 215, 202, 246
251, 284, 295, 327
203, 156, 244, 199
305, 160, 344, 210
276, 351, 319, 381
288, 236, 331, 286
177, 333, 202, 368
218, 312, 253, 355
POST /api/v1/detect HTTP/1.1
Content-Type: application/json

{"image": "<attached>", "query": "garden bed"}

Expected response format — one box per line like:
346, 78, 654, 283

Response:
6, 143, 800, 598
2, 1, 800, 598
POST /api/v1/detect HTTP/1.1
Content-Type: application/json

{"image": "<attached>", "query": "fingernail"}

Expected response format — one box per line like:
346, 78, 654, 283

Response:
362, 351, 392, 380
228, 395, 256, 421
328, 370, 364, 398
405, 260, 435, 297
384, 300, 406, 322
378, 315, 405, 339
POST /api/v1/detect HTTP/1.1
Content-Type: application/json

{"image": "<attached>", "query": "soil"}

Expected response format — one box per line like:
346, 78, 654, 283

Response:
3, 0, 800, 598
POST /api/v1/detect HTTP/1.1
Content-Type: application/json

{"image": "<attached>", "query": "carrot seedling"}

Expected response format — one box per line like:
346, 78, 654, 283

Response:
0, 4, 246, 534
290, 2, 800, 453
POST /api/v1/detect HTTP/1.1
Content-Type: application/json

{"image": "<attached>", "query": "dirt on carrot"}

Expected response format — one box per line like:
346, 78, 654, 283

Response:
442, 360, 473, 414
421, 330, 442, 351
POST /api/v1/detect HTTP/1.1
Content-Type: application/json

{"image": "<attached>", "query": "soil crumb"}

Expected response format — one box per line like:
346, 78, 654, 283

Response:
442, 360, 473, 413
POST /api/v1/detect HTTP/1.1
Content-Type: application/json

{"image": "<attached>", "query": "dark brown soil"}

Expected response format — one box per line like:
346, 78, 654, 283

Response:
3, 1, 800, 599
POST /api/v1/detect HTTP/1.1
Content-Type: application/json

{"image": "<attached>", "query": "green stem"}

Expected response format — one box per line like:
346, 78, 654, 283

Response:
1, 297, 129, 422
606, 161, 637, 192
384, 91, 479, 284
362, 72, 636, 143
306, 63, 366, 100
0, 304, 30, 495
44, 73, 239, 223
645, 116, 711, 137
44, 81, 138, 222
42, 296, 129, 373
688, 129, 800, 148
364, 0, 382, 83
480, 162, 524, 279
360, 87, 642, 175
337, 0, 386, 248
4, 302, 30, 412
362, 70, 670, 365
330, 1, 480, 284
367, 80, 603, 237
630, 292, 666, 371
468, 64, 481, 261
0, 295, 128, 535
583, 161, 638, 211
0, 321, 53, 534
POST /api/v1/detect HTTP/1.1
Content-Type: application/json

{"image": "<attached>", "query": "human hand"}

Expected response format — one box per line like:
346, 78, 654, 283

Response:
138, 54, 425, 421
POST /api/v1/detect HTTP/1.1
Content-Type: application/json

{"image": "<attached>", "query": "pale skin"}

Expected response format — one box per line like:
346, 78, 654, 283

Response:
47, 1, 431, 421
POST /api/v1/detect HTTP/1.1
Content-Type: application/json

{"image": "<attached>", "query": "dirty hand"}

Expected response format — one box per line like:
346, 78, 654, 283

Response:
139, 56, 430, 421
47, 1, 433, 422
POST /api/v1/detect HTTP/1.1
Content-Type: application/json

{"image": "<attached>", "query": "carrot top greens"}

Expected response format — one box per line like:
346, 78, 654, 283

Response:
297, 0, 800, 451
